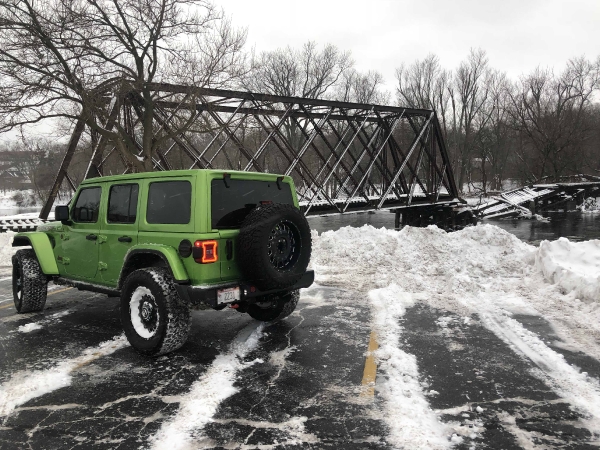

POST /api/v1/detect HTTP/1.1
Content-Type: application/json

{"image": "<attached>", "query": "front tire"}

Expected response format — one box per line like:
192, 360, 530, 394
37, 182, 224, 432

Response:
120, 268, 191, 356
247, 290, 300, 322
12, 249, 47, 313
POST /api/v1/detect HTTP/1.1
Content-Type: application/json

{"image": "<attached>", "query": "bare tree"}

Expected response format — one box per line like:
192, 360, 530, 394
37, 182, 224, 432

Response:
508, 57, 600, 182
396, 50, 493, 191
0, 0, 247, 171
395, 54, 451, 114
243, 41, 354, 177
245, 41, 352, 99
471, 71, 513, 193
336, 68, 388, 104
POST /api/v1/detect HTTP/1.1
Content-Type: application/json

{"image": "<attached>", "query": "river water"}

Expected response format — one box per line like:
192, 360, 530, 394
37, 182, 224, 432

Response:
2, 206, 598, 244
308, 211, 600, 244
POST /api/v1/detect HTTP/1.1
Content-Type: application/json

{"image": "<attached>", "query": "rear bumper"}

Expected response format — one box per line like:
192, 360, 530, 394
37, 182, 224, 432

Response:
175, 270, 315, 308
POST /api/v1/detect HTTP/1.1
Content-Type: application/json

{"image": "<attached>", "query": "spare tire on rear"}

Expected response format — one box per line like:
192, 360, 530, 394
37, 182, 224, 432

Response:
238, 203, 311, 291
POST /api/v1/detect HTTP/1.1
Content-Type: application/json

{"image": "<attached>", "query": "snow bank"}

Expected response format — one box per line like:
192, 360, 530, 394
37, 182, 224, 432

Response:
0, 335, 127, 417
369, 285, 451, 449
313, 223, 533, 295
535, 238, 600, 303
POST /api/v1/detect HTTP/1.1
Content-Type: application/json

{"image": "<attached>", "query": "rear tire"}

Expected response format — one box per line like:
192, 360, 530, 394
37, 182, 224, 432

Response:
12, 249, 47, 313
247, 290, 300, 322
120, 268, 191, 356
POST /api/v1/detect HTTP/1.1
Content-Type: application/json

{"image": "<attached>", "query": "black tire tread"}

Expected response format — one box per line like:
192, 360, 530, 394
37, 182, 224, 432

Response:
12, 249, 47, 313
247, 290, 300, 322
121, 268, 191, 356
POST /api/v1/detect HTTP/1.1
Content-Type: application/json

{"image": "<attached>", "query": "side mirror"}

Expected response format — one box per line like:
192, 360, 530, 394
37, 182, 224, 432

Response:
55, 205, 71, 225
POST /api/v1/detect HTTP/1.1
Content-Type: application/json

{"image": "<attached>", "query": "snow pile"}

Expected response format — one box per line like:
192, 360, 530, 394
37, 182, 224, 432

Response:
535, 238, 600, 303
151, 323, 266, 450
313, 223, 533, 295
0, 335, 127, 418
0, 232, 16, 271
369, 285, 451, 449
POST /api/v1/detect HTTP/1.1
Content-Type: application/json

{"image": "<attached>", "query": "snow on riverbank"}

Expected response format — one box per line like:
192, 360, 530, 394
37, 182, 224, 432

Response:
312, 224, 600, 444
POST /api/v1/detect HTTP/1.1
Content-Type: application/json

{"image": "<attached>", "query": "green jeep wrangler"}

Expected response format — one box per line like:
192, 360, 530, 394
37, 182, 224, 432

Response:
11, 170, 313, 355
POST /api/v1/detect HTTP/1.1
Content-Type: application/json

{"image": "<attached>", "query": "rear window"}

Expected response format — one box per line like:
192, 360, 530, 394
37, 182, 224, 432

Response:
211, 178, 294, 229
147, 181, 191, 224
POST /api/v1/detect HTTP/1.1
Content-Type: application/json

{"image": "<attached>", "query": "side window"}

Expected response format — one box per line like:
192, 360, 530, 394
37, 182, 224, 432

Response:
108, 184, 139, 223
72, 187, 101, 223
147, 181, 191, 224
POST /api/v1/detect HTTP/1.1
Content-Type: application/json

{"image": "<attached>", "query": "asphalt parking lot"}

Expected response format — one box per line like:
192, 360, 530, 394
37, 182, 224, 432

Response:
0, 274, 599, 449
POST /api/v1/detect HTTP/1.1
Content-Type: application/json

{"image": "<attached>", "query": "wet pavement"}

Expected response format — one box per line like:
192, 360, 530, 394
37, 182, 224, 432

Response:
0, 276, 599, 449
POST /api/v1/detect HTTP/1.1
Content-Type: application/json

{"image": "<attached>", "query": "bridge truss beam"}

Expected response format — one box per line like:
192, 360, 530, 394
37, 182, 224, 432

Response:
41, 83, 460, 219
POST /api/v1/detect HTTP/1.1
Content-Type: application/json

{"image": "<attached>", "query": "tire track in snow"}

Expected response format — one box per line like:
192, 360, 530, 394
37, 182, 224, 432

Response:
477, 304, 600, 435
369, 285, 454, 449
150, 322, 266, 450
0, 334, 127, 419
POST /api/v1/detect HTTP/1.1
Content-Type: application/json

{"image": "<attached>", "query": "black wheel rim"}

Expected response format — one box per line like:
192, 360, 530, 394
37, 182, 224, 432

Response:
12, 262, 23, 310
138, 294, 158, 334
267, 220, 300, 270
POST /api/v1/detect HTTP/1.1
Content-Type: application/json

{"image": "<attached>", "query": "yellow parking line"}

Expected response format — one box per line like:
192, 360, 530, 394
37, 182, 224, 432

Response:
48, 287, 73, 296
360, 331, 379, 397
0, 287, 73, 310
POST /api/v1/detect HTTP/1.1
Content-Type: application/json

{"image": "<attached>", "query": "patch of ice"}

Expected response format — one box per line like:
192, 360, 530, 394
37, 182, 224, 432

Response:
150, 323, 265, 450
0, 335, 127, 417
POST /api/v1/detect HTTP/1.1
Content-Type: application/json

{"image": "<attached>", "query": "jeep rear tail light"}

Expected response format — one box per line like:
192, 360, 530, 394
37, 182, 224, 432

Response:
193, 240, 218, 263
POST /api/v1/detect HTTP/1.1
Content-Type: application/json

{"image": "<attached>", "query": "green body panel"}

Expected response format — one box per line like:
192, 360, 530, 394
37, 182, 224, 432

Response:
25, 169, 298, 290
125, 243, 189, 282
217, 229, 241, 281
12, 231, 60, 275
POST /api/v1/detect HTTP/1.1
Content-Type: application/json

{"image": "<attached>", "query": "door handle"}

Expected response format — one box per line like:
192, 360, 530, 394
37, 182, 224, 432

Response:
86, 234, 97, 241
118, 236, 132, 243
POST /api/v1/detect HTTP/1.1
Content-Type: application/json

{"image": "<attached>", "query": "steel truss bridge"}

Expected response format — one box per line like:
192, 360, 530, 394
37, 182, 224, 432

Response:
39, 83, 467, 228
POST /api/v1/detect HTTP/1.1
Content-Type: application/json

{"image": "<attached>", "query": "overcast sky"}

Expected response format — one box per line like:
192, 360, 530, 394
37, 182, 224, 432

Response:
221, 0, 600, 91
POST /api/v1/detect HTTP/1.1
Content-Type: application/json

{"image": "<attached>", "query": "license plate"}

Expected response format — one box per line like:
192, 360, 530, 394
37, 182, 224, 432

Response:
217, 286, 240, 304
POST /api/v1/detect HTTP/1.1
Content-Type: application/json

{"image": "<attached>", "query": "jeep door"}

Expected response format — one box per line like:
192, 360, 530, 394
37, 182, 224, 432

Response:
62, 185, 102, 279
99, 183, 139, 286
